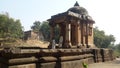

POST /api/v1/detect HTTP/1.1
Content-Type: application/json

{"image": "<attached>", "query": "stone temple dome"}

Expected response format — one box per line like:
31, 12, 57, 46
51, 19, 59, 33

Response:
68, 2, 88, 15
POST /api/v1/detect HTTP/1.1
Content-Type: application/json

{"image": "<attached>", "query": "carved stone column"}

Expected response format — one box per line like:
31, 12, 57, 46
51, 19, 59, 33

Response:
87, 23, 95, 48
81, 21, 87, 48
80, 22, 83, 46
48, 22, 55, 48
65, 23, 72, 48
75, 20, 81, 46
85, 22, 89, 48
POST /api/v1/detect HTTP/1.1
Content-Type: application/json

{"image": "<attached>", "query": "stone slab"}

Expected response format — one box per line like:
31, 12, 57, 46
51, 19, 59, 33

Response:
36, 62, 56, 68
9, 64, 36, 68
61, 59, 89, 68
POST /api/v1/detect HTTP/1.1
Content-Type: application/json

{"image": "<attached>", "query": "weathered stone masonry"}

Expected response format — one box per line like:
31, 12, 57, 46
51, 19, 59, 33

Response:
0, 47, 114, 68
0, 2, 115, 68
48, 2, 95, 48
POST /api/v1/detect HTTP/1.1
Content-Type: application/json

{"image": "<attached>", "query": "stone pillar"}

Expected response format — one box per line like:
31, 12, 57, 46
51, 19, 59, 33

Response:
81, 22, 83, 46
88, 23, 95, 48
91, 24, 94, 44
75, 20, 81, 46
48, 23, 55, 48
85, 22, 89, 48
81, 21, 87, 48
65, 23, 72, 48
81, 22, 87, 48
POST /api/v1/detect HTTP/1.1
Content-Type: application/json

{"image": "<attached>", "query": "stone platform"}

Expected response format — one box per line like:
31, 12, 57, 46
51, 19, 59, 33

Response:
0, 47, 114, 68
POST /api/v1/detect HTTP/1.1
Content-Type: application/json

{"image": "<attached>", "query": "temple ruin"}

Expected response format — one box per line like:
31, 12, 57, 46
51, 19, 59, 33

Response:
0, 2, 114, 68
48, 2, 95, 48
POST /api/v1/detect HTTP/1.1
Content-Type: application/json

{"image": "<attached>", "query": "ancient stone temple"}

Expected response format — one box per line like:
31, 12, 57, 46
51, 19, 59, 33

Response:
48, 2, 95, 48
0, 2, 115, 68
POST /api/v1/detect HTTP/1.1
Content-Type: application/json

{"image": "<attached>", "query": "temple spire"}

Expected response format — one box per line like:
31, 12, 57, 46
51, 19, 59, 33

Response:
74, 1, 79, 6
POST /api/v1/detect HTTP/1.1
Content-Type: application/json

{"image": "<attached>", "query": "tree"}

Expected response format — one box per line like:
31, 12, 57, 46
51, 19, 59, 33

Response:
31, 21, 41, 32
113, 43, 120, 56
94, 27, 115, 48
40, 21, 50, 41
116, 43, 120, 52
0, 13, 23, 39
31, 21, 51, 41
40, 21, 60, 42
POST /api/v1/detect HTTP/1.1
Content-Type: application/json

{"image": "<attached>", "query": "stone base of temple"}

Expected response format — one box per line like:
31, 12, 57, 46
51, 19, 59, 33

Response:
0, 46, 115, 68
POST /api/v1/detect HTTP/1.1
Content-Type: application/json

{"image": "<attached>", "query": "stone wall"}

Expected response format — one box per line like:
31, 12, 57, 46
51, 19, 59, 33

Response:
93, 48, 114, 62
0, 47, 114, 68
24, 30, 44, 40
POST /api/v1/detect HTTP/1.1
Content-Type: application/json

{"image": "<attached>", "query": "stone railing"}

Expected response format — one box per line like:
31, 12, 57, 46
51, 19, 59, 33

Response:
0, 47, 114, 68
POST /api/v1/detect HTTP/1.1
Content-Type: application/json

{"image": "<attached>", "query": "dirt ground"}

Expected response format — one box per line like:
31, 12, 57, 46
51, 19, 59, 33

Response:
89, 58, 120, 68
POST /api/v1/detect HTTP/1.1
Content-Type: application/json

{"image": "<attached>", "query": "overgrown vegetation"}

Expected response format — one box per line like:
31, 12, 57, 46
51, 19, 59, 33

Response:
94, 27, 115, 48
0, 13, 23, 45
93, 27, 120, 56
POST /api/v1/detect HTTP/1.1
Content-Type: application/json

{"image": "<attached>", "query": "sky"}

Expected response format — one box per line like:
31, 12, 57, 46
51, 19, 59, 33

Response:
0, 0, 120, 44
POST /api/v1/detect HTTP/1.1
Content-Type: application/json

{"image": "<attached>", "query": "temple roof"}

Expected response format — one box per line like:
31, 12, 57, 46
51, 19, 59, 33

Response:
74, 1, 79, 6
48, 2, 95, 23
68, 2, 88, 15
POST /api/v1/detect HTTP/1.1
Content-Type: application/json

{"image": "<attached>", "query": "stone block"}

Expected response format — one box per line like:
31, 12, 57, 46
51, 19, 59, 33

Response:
0, 63, 36, 68
36, 62, 56, 68
61, 60, 84, 68
39, 56, 57, 62
9, 63, 36, 68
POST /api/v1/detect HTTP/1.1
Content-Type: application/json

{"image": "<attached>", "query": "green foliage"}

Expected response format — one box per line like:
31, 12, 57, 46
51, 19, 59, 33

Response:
112, 43, 120, 57
40, 22, 60, 42
82, 62, 88, 68
114, 50, 120, 57
31, 21, 41, 32
94, 27, 115, 48
40, 21, 50, 41
115, 43, 120, 53
31, 21, 60, 42
0, 13, 23, 39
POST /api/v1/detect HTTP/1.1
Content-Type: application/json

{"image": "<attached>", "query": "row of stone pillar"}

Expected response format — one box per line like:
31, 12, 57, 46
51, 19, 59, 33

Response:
49, 20, 93, 48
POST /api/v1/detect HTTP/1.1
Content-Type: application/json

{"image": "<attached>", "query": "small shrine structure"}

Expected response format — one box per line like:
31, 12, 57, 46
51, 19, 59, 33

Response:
0, 2, 114, 68
48, 2, 95, 48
